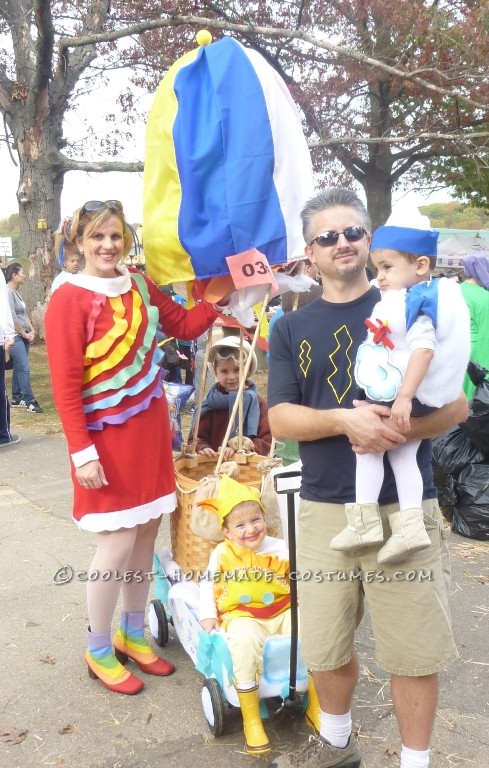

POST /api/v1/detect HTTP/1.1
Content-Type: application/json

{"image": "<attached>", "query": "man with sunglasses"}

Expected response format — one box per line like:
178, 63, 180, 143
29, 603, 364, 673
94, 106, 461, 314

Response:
267, 188, 467, 768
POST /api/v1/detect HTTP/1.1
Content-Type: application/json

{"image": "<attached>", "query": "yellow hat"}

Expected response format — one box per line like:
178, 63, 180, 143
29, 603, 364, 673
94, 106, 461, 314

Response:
196, 474, 264, 527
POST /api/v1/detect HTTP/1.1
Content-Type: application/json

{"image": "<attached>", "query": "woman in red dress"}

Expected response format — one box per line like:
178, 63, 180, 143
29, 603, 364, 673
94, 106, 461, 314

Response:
45, 200, 219, 694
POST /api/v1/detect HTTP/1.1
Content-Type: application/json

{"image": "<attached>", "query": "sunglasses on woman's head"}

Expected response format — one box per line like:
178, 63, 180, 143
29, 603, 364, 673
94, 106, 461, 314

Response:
309, 226, 368, 248
80, 200, 123, 217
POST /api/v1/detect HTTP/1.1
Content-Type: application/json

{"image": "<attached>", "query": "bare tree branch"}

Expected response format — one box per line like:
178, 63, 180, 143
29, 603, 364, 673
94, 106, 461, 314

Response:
62, 158, 144, 173
2, 110, 17, 165
58, 14, 489, 112
309, 132, 489, 148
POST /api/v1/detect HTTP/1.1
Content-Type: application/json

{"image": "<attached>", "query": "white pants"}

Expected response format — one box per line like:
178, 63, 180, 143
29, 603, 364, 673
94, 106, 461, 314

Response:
225, 610, 292, 686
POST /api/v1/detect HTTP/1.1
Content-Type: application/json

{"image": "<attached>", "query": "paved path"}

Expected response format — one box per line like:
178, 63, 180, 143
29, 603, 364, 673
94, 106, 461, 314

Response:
1, 428, 488, 768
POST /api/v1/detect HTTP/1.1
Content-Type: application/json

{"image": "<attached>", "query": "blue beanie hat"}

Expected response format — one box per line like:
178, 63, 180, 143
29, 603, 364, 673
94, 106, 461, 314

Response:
371, 226, 439, 256
371, 204, 439, 256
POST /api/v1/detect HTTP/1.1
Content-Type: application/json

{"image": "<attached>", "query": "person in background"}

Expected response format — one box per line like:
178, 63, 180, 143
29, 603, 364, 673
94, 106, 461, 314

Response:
194, 336, 272, 460
45, 199, 221, 696
191, 329, 214, 411
172, 294, 195, 385
51, 251, 82, 293
0, 267, 20, 446
158, 334, 181, 382
4, 262, 43, 413
281, 258, 322, 312
267, 187, 467, 768
459, 254, 489, 400
267, 259, 322, 461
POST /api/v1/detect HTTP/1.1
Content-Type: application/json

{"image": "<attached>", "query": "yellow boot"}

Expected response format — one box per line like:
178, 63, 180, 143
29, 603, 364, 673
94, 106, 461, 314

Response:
236, 686, 271, 756
304, 672, 321, 734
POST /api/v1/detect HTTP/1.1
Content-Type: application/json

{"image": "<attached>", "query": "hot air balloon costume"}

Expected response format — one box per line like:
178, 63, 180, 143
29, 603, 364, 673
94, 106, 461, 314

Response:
143, 30, 315, 563
144, 29, 314, 750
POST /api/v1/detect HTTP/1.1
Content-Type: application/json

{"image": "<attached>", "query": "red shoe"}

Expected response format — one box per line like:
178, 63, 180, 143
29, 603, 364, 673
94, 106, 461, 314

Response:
85, 650, 144, 695
113, 630, 175, 677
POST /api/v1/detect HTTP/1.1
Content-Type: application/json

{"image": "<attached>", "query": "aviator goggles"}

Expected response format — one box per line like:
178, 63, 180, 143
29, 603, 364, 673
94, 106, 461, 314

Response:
309, 226, 368, 248
80, 200, 123, 217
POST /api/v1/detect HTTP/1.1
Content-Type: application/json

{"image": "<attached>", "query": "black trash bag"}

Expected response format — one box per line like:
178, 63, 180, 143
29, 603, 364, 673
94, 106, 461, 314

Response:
431, 427, 485, 522
436, 473, 457, 522
460, 362, 489, 453
466, 360, 488, 387
452, 462, 489, 541
432, 426, 485, 478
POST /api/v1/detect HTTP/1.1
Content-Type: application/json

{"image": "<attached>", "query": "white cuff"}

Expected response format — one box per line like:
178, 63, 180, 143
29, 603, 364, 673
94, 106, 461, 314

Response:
71, 444, 99, 468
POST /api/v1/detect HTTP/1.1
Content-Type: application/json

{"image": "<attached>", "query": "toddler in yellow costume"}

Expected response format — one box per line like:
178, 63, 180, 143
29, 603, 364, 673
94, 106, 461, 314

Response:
198, 474, 291, 756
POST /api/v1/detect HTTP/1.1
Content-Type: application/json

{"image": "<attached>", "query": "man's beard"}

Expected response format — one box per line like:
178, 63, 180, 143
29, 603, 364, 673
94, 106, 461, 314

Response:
334, 261, 363, 278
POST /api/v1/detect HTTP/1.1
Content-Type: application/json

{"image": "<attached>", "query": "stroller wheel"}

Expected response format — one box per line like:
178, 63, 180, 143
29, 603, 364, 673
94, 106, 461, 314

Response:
201, 678, 226, 737
148, 599, 169, 647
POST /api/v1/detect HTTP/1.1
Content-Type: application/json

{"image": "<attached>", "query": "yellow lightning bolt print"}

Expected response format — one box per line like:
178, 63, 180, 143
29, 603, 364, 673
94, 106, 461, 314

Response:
328, 325, 354, 403
299, 339, 312, 377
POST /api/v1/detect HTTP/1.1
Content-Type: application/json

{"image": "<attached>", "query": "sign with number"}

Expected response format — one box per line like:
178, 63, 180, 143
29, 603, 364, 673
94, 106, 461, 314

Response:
226, 249, 278, 292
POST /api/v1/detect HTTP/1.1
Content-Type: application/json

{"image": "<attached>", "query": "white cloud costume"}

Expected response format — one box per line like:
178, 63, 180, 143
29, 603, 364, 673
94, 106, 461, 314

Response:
331, 275, 471, 564
356, 277, 470, 407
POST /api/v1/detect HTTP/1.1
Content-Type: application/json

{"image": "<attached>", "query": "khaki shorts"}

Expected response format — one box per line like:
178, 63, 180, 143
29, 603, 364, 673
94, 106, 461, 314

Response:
297, 498, 458, 676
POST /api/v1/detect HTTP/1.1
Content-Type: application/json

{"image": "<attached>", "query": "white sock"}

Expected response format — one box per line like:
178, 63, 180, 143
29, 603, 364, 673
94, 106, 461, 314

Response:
400, 744, 430, 768
319, 710, 352, 749
237, 680, 256, 691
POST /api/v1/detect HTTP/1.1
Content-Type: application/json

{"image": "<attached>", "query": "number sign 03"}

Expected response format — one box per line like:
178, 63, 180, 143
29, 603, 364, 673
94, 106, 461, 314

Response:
225, 249, 278, 292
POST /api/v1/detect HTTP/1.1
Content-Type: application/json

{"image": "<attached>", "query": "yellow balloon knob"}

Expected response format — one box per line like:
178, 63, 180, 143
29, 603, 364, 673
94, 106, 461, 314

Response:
196, 29, 212, 46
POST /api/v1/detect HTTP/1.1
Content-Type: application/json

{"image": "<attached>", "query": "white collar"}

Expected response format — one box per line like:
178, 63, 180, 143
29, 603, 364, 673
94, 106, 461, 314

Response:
73, 265, 132, 297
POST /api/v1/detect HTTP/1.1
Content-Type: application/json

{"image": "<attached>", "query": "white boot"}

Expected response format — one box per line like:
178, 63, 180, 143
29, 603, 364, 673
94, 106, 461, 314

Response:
330, 503, 384, 552
377, 507, 431, 565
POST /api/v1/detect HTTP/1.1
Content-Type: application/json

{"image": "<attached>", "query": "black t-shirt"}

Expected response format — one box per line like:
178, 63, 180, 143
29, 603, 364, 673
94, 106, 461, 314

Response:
267, 288, 436, 504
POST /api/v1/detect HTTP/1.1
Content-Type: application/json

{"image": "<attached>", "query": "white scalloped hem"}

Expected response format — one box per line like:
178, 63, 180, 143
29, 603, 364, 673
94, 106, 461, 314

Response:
74, 492, 177, 532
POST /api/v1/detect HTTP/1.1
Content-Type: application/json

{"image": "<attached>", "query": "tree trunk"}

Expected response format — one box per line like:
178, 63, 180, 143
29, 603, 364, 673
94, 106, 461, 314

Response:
361, 167, 393, 273
363, 172, 393, 232
13, 117, 64, 336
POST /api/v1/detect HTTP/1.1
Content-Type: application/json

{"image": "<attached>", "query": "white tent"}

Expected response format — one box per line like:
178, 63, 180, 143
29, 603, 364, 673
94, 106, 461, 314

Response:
436, 234, 489, 269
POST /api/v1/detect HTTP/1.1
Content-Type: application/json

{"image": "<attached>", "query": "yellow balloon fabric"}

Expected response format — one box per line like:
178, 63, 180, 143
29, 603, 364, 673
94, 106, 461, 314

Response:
144, 47, 199, 286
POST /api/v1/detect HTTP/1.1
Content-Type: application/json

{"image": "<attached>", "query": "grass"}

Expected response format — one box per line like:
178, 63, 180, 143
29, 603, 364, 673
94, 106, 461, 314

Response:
6, 342, 62, 435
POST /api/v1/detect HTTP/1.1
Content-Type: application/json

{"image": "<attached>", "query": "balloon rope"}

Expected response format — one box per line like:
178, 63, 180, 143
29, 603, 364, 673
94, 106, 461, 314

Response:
185, 329, 213, 455
237, 331, 245, 450
215, 286, 271, 473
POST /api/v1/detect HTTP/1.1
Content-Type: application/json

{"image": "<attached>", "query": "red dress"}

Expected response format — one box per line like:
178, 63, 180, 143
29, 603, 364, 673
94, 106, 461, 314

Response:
45, 268, 217, 531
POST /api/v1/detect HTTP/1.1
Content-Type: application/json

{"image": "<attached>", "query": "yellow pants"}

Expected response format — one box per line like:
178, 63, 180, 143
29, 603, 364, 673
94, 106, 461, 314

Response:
225, 610, 292, 686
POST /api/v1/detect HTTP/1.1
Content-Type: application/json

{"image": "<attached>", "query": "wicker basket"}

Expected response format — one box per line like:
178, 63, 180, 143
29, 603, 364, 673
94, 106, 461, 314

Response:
171, 453, 269, 576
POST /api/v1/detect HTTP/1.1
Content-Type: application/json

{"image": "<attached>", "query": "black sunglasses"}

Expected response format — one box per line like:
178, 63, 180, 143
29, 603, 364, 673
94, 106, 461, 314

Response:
309, 226, 368, 248
80, 200, 123, 217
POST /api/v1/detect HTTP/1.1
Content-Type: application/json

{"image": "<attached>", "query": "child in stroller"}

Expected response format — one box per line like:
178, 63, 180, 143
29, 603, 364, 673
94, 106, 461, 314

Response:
198, 474, 293, 756
149, 472, 318, 752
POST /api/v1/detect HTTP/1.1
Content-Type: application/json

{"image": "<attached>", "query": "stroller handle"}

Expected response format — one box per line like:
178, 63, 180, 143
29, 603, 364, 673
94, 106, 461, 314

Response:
273, 469, 301, 700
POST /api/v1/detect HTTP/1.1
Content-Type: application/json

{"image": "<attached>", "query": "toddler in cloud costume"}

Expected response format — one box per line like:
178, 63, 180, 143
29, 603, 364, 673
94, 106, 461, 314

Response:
198, 474, 291, 757
331, 206, 470, 564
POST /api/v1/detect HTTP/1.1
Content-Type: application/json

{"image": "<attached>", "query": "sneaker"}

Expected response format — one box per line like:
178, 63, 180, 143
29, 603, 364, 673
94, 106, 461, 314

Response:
267, 734, 361, 768
26, 400, 43, 413
0, 434, 20, 447
11, 399, 27, 408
